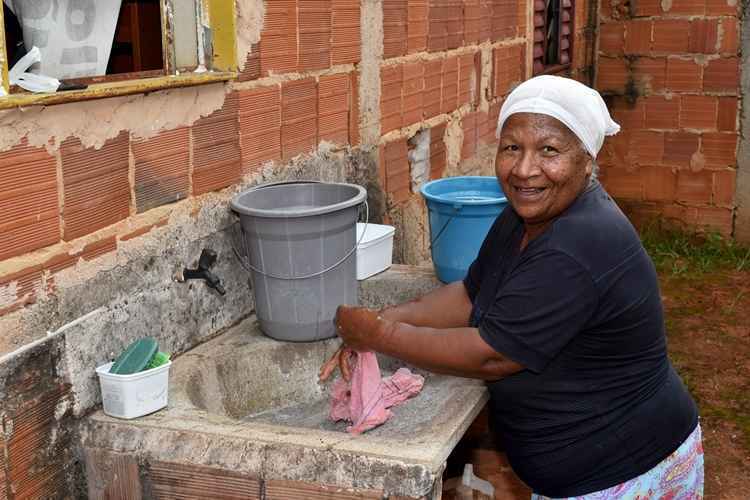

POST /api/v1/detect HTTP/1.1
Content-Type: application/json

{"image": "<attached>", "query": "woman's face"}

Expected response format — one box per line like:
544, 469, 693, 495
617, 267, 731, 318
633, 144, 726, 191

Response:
495, 113, 593, 230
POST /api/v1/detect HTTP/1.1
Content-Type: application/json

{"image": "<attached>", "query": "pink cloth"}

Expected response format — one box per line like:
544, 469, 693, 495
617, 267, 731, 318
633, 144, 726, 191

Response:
329, 351, 424, 435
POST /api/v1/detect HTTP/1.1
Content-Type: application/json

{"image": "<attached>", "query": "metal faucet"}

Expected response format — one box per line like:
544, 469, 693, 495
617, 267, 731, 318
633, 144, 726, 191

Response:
183, 249, 226, 295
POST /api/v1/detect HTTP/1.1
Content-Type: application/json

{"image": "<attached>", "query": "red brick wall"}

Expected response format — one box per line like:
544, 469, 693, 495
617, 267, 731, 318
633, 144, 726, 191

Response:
596, 0, 740, 236
0, 0, 602, 319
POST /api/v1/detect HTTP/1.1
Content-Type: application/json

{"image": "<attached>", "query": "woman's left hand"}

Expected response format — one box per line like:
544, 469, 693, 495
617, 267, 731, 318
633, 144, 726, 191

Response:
334, 305, 385, 351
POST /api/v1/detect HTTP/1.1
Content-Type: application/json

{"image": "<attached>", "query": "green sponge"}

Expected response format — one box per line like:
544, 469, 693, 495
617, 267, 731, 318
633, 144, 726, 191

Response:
145, 351, 171, 370
110, 337, 158, 375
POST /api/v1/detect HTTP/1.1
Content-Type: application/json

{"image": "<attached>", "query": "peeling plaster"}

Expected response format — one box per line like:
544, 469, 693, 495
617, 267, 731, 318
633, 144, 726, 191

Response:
235, 0, 265, 70
0, 83, 228, 152
660, 0, 672, 12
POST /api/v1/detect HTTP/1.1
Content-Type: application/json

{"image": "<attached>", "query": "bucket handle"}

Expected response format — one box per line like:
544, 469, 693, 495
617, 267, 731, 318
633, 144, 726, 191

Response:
232, 201, 369, 280
429, 203, 462, 250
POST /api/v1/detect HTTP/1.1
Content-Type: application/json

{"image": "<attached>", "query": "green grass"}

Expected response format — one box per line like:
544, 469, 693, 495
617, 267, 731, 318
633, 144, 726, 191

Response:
640, 223, 750, 276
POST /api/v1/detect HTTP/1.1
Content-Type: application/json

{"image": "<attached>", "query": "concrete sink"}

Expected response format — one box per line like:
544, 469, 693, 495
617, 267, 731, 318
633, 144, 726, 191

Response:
81, 267, 489, 499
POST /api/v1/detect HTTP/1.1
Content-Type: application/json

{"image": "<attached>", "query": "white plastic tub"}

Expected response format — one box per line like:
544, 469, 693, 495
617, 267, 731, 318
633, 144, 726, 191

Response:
356, 222, 395, 280
95, 361, 172, 419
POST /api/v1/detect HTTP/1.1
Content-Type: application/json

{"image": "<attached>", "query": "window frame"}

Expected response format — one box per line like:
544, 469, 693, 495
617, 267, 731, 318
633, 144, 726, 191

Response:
0, 0, 237, 110
532, 0, 574, 76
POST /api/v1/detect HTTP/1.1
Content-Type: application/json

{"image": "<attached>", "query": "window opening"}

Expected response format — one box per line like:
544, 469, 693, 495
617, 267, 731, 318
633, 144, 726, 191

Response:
533, 0, 573, 75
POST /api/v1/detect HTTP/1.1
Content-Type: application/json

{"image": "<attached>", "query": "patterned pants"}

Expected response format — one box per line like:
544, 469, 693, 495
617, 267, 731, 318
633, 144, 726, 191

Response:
532, 424, 704, 500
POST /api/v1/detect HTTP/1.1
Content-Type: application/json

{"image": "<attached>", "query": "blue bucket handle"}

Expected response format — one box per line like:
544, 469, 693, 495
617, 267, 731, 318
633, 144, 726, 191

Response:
429, 203, 462, 249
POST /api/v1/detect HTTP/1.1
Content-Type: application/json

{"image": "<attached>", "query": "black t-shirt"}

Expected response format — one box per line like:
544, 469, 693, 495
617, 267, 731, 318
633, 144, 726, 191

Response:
464, 180, 698, 497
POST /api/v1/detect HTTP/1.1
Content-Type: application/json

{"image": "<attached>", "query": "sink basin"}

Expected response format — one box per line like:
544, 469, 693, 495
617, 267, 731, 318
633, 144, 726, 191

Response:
81, 268, 488, 499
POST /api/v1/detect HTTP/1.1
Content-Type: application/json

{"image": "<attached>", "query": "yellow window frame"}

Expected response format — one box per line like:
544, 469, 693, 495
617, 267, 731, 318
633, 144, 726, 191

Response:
0, 0, 237, 110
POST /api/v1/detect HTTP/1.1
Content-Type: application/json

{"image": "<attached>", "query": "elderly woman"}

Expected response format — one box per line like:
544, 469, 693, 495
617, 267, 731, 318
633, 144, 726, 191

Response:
326, 76, 703, 498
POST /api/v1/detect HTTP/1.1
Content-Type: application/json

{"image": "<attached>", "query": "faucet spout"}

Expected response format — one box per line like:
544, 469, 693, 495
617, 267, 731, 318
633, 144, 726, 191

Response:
183, 249, 226, 295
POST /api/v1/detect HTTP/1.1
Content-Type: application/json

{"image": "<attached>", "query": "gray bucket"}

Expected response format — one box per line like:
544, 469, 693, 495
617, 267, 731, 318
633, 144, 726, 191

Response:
230, 181, 367, 342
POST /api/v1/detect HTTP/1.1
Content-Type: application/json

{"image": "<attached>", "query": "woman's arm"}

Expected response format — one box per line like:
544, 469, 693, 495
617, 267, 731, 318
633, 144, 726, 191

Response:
335, 306, 524, 381
379, 281, 474, 329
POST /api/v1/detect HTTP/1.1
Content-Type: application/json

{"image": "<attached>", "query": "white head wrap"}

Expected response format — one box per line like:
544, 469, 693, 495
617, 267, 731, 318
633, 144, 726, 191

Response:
496, 75, 620, 158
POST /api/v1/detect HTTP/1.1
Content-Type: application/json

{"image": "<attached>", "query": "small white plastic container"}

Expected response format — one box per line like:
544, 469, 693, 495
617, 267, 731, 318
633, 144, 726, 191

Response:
95, 360, 172, 419
356, 222, 395, 280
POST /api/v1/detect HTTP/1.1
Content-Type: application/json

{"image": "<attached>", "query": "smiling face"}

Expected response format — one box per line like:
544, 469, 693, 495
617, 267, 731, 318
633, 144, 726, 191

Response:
496, 113, 593, 237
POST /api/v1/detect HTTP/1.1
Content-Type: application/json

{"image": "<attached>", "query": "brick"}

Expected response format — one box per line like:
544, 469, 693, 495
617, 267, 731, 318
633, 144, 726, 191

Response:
493, 45, 524, 97
407, 1, 428, 53
680, 96, 718, 130
462, 112, 478, 160
663, 132, 700, 166
701, 133, 737, 167
633, 130, 665, 165
652, 20, 689, 53
632, 57, 666, 93
703, 57, 739, 93
442, 56, 459, 114
705, 0, 739, 15
332, 0, 361, 65
381, 65, 404, 134
676, 169, 713, 204
624, 20, 652, 55
0, 141, 60, 261
265, 479, 382, 499
60, 132, 130, 241
458, 54, 474, 107
713, 168, 736, 207
43, 251, 78, 275
491, 0, 516, 41
281, 78, 318, 160
379, 139, 411, 204
600, 167, 642, 200
318, 73, 351, 144
259, 0, 298, 75
298, 0, 332, 72
599, 22, 625, 55
596, 57, 629, 93
430, 122, 447, 179
239, 85, 282, 172
645, 95, 680, 130
150, 461, 261, 499
696, 206, 733, 236
120, 224, 155, 242
81, 236, 117, 261
192, 93, 241, 194
642, 166, 677, 202
132, 128, 190, 213
610, 97, 646, 130
423, 59, 442, 119
463, 0, 481, 45
383, 0, 408, 58
717, 97, 738, 132
666, 58, 702, 92
719, 18, 739, 55
633, 0, 661, 16
0, 265, 42, 312
664, 0, 704, 15
689, 19, 719, 54
403, 62, 425, 125
238, 43, 261, 82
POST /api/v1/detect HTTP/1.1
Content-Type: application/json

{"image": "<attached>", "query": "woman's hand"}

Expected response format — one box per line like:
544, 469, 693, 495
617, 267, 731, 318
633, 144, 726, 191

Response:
333, 305, 386, 351
318, 345, 354, 382
317, 305, 388, 383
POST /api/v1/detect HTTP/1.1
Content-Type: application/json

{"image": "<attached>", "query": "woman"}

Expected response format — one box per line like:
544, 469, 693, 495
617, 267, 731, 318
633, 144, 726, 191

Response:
324, 76, 703, 498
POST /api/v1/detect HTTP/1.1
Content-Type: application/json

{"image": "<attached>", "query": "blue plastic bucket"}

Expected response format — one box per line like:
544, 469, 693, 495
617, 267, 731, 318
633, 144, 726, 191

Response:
420, 176, 508, 283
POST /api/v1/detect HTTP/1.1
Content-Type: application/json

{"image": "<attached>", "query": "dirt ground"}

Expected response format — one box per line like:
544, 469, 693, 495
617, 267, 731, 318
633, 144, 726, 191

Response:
444, 266, 750, 499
